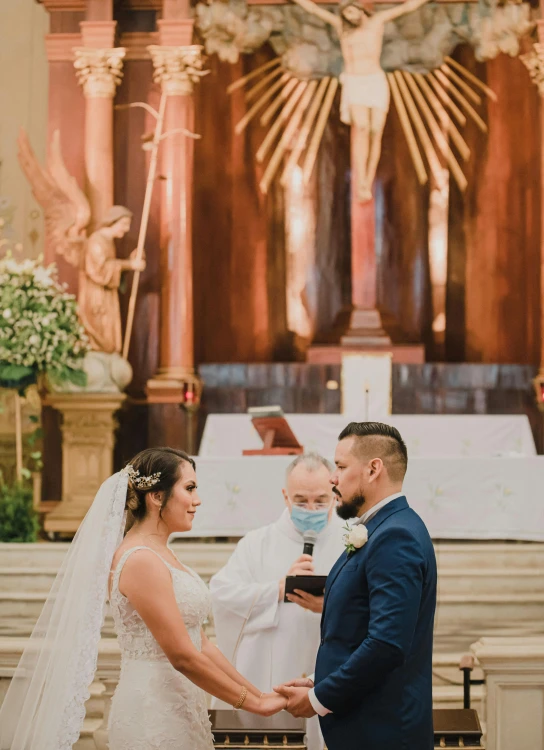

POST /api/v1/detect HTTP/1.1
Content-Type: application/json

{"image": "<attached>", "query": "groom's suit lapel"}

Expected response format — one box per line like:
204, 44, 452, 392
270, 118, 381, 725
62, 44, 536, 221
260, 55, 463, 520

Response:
322, 496, 409, 624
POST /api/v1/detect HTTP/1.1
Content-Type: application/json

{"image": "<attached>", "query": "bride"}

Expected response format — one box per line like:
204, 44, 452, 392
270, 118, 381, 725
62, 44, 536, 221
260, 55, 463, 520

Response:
0, 447, 287, 750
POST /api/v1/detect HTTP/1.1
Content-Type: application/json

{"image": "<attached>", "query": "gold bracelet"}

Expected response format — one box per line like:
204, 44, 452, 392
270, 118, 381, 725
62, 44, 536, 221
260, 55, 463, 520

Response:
234, 686, 248, 710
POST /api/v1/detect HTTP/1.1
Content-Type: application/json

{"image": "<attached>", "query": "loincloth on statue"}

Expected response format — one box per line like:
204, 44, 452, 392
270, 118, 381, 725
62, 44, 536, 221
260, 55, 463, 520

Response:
339, 71, 390, 125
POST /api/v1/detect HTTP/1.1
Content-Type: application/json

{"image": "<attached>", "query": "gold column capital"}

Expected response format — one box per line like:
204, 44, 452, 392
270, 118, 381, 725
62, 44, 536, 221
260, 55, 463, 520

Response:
148, 44, 205, 96
73, 47, 125, 98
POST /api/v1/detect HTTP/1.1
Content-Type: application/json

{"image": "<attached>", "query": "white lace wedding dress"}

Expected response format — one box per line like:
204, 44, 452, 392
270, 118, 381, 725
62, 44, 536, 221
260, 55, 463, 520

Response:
108, 546, 215, 750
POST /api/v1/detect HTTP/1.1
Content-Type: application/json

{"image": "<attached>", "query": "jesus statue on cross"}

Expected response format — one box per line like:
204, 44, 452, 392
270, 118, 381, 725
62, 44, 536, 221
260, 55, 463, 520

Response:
289, 0, 431, 201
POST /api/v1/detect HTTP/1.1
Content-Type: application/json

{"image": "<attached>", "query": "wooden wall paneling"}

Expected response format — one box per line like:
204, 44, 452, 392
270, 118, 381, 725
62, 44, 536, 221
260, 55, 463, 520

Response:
446, 174, 468, 362
267, 178, 290, 359
193, 52, 238, 363
374, 102, 431, 349
229, 49, 274, 362
192, 363, 541, 450
452, 47, 541, 364
313, 98, 351, 341
40, 406, 63, 502
48, 10, 84, 33
193, 46, 285, 363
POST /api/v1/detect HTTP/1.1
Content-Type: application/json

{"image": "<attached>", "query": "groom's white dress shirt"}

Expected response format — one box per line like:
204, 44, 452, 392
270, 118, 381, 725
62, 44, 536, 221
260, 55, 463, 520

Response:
308, 492, 405, 716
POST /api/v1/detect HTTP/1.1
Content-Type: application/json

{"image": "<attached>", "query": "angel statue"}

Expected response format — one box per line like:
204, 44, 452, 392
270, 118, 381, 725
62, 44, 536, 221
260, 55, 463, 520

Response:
17, 130, 145, 356
289, 0, 431, 201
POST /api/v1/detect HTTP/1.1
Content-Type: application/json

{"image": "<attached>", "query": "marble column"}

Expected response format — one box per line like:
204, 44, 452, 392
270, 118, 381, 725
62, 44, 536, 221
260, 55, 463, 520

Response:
74, 22, 124, 227
146, 30, 204, 403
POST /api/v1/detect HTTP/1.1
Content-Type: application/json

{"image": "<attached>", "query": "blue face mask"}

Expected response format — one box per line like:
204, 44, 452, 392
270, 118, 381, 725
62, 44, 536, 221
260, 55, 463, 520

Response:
290, 506, 329, 535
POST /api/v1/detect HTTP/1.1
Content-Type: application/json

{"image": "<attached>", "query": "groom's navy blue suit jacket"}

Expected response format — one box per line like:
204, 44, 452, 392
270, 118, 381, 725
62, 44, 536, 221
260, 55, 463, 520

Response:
314, 496, 437, 750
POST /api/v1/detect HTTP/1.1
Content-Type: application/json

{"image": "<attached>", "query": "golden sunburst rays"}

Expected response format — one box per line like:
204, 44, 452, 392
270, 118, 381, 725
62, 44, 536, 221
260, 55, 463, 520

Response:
230, 58, 337, 194
384, 58, 495, 191
229, 55, 495, 195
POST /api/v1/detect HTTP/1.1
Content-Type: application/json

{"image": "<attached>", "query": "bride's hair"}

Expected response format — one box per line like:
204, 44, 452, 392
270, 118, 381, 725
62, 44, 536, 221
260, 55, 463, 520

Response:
125, 447, 195, 524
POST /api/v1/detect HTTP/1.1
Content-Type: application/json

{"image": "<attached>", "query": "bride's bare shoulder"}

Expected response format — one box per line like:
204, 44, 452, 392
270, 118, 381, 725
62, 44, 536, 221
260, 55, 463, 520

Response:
112, 544, 165, 577
113, 545, 171, 599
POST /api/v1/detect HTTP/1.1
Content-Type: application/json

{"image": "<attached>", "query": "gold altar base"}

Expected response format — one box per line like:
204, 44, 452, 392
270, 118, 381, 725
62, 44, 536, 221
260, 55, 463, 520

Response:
43, 392, 126, 534
341, 307, 392, 347
307, 307, 425, 364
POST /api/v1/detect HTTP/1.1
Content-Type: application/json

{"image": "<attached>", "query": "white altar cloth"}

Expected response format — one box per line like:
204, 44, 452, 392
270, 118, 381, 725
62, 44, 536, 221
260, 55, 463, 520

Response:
188, 455, 544, 541
199, 414, 536, 459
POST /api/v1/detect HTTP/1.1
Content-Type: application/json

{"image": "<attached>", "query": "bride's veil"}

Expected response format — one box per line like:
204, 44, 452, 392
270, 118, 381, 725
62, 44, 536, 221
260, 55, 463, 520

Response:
0, 470, 129, 750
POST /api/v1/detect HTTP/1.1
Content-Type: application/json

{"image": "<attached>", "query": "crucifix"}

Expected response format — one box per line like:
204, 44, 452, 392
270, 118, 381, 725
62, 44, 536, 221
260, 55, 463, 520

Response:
238, 0, 492, 354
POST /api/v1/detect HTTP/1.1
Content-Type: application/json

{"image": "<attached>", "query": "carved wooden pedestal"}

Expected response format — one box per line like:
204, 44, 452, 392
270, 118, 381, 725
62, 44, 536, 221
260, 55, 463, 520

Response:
43, 393, 125, 534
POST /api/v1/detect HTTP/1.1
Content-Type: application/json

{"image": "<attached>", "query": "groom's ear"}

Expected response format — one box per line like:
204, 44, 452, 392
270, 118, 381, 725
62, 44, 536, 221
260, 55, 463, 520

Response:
368, 458, 383, 481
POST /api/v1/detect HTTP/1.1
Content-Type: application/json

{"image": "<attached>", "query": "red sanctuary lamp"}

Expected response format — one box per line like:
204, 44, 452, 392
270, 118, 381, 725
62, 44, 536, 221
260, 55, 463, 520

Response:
180, 374, 203, 454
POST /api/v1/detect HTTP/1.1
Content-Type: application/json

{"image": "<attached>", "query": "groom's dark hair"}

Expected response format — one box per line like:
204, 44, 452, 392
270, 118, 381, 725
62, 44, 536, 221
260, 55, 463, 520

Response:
338, 422, 408, 482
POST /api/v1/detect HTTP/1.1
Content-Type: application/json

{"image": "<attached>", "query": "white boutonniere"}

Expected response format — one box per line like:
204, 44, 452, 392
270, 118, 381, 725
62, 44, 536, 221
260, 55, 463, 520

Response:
343, 523, 368, 555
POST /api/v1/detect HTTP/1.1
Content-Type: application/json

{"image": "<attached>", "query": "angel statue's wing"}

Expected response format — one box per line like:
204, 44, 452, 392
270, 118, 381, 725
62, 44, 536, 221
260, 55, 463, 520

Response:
228, 56, 497, 194
17, 129, 91, 266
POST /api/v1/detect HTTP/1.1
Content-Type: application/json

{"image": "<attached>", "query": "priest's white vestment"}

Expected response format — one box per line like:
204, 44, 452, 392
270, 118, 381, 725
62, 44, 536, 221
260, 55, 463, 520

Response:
210, 509, 345, 750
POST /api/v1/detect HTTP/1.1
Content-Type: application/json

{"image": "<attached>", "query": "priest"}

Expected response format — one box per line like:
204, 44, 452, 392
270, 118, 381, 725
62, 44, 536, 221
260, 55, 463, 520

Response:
210, 453, 345, 750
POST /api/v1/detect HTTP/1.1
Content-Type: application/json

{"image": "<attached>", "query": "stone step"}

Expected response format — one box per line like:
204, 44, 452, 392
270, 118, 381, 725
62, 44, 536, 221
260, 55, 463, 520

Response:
74, 718, 102, 750
1, 540, 543, 570
434, 542, 544, 569
437, 568, 544, 595
2, 564, 543, 596
0, 593, 117, 637
0, 567, 62, 592
86, 680, 106, 719
0, 541, 235, 574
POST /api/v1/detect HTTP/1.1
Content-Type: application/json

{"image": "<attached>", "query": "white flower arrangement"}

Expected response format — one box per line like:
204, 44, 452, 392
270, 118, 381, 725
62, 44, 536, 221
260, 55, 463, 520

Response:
343, 523, 368, 555
0, 254, 89, 391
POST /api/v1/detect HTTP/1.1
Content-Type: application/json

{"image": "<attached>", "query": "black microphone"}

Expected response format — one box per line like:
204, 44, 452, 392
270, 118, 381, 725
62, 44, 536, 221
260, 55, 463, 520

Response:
303, 530, 318, 557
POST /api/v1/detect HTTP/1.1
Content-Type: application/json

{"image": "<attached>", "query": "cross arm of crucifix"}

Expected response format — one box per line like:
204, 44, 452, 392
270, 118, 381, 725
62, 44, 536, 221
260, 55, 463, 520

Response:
289, 0, 342, 31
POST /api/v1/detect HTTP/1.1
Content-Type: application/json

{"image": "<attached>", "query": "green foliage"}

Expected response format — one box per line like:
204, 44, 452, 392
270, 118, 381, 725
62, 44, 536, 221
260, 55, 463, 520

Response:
0, 256, 89, 394
0, 481, 38, 543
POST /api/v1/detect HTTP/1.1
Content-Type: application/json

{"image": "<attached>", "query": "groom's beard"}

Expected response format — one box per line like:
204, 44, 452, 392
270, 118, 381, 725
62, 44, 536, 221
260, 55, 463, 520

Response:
336, 491, 366, 520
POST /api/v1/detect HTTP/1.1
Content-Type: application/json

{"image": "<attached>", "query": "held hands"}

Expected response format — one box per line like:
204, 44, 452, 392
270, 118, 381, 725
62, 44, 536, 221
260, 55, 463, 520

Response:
273, 679, 316, 719
257, 692, 288, 716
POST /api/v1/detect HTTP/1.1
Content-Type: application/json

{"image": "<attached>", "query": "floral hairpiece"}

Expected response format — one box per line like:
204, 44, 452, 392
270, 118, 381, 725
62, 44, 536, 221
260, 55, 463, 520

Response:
121, 464, 161, 490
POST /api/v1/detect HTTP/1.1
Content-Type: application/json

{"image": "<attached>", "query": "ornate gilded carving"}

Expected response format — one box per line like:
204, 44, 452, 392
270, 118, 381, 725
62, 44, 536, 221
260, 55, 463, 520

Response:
148, 45, 207, 95
73, 47, 126, 98
44, 393, 126, 533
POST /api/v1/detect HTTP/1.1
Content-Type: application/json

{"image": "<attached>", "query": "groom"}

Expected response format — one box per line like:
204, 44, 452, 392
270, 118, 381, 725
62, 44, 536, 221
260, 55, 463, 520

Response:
275, 422, 437, 750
